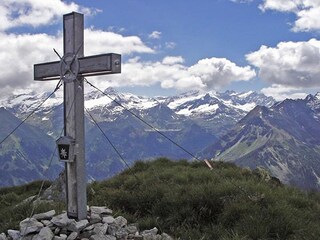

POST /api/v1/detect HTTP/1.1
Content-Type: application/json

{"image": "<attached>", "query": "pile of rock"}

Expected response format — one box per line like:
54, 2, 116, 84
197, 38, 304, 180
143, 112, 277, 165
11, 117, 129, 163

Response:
0, 206, 173, 240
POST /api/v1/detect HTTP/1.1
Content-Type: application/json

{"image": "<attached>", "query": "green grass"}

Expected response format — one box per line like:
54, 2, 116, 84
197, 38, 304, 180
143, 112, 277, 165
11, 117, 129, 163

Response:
0, 180, 64, 232
88, 158, 320, 240
1, 158, 320, 240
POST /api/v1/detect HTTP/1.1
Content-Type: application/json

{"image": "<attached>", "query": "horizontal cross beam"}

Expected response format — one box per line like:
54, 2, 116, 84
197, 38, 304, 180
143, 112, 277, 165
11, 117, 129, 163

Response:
34, 53, 121, 81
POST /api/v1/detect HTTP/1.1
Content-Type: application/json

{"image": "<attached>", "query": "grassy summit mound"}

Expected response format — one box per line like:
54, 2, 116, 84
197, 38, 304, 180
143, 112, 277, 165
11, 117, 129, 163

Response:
88, 158, 320, 239
1, 158, 320, 239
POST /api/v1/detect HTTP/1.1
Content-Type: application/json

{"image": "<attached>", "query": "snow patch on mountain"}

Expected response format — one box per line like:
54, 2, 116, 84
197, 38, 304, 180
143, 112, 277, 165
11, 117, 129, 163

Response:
85, 96, 113, 109
232, 102, 257, 112
167, 94, 204, 110
237, 91, 254, 99
176, 103, 219, 116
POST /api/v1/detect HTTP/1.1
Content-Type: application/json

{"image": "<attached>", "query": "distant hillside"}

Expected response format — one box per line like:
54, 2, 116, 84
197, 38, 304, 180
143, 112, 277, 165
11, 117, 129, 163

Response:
1, 159, 320, 239
201, 93, 320, 190
0, 107, 62, 187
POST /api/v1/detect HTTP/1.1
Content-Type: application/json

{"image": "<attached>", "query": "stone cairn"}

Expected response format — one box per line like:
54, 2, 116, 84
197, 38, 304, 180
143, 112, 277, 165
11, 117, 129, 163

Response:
0, 206, 173, 240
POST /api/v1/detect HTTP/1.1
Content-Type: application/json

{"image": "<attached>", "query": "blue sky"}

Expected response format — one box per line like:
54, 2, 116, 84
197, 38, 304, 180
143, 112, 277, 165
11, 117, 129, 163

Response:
1, 0, 320, 100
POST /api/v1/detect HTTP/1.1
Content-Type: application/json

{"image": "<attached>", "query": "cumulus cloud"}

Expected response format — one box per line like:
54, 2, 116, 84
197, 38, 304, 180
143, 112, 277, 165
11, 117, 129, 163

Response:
246, 39, 320, 88
187, 58, 256, 90
261, 84, 308, 101
0, 0, 256, 97
0, 0, 95, 31
0, 27, 255, 97
91, 56, 256, 92
162, 56, 185, 65
260, 0, 320, 32
0, 29, 154, 96
0, 32, 62, 95
84, 28, 154, 55
148, 31, 162, 39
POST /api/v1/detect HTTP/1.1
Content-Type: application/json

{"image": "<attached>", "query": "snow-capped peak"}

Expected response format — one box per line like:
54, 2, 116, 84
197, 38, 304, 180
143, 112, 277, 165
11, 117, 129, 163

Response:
1, 87, 275, 128
306, 92, 320, 112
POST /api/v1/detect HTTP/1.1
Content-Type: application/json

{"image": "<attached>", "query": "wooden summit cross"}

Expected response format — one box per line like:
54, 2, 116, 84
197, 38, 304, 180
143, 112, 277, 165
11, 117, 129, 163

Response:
34, 12, 121, 220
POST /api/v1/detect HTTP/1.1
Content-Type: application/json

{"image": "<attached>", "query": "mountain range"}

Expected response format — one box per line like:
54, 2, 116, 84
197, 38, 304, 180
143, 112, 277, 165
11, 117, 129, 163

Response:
202, 93, 320, 190
1, 87, 320, 190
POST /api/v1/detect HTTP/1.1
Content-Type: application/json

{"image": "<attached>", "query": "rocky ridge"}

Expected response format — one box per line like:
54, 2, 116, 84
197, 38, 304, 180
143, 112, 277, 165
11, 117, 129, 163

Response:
0, 206, 173, 240
201, 93, 320, 190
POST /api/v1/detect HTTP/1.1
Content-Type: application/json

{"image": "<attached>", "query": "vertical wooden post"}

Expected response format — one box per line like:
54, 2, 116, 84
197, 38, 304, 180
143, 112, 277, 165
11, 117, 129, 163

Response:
63, 12, 87, 220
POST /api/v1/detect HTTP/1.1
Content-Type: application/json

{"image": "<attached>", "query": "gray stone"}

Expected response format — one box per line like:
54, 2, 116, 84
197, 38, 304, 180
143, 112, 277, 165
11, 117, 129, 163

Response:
58, 234, 67, 240
54, 234, 67, 240
93, 223, 108, 235
132, 234, 143, 240
126, 225, 138, 235
33, 210, 56, 221
115, 228, 128, 240
21, 234, 36, 240
90, 235, 116, 240
78, 230, 93, 239
67, 232, 78, 240
51, 213, 73, 228
89, 235, 101, 240
54, 227, 61, 235
0, 233, 7, 240
7, 230, 20, 240
141, 228, 159, 240
90, 206, 112, 216
33, 227, 54, 240
160, 233, 173, 240
67, 219, 89, 232
147, 236, 162, 240
20, 218, 44, 236
106, 224, 118, 236
53, 237, 65, 240
105, 236, 116, 240
90, 213, 102, 224
84, 225, 95, 231
41, 220, 54, 227
92, 223, 102, 229
102, 216, 115, 225
114, 216, 127, 228
141, 228, 158, 236
59, 228, 68, 235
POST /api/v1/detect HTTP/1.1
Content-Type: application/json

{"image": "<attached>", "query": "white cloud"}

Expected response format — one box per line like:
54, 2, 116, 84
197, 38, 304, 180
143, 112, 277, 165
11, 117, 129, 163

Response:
230, 0, 253, 3
261, 84, 307, 101
0, 29, 154, 97
165, 42, 176, 49
0, 0, 256, 97
247, 39, 320, 88
260, 0, 320, 32
0, 32, 62, 95
0, 27, 255, 96
0, 0, 95, 31
84, 28, 154, 55
259, 0, 301, 12
148, 31, 162, 39
187, 58, 256, 90
91, 57, 256, 92
162, 56, 185, 65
